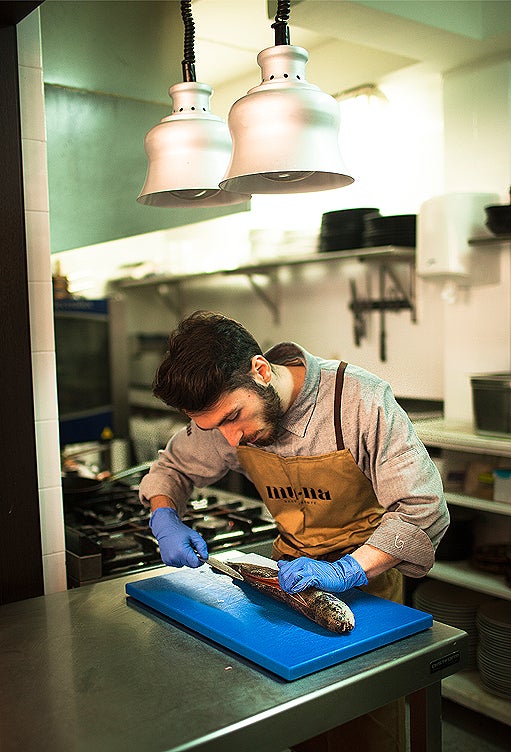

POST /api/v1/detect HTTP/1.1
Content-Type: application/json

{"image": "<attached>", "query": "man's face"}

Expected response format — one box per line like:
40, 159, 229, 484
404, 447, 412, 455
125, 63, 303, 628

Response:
189, 381, 284, 447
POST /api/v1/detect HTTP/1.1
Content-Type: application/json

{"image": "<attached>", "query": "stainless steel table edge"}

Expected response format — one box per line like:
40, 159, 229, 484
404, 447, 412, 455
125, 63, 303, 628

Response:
166, 620, 468, 752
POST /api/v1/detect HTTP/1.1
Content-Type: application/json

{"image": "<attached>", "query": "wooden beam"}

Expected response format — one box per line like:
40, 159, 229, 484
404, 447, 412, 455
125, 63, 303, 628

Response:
0, 19, 44, 603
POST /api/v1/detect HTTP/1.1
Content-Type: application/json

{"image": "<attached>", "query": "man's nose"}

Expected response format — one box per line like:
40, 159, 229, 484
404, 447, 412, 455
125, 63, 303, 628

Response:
220, 425, 243, 447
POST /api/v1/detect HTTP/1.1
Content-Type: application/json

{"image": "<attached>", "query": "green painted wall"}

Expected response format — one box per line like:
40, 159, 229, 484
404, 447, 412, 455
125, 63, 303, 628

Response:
357, 1, 511, 40
40, 1, 248, 253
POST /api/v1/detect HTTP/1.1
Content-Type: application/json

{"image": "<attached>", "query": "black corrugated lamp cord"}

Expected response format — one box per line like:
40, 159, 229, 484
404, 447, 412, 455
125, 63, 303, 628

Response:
180, 0, 196, 82
179, 0, 291, 83
272, 0, 291, 45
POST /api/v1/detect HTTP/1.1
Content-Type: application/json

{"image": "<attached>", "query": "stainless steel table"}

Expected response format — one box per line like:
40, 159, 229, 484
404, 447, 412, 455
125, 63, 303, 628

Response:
0, 568, 468, 752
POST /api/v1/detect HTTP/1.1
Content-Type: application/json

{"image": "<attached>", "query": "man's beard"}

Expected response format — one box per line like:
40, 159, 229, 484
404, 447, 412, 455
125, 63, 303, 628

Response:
241, 382, 284, 446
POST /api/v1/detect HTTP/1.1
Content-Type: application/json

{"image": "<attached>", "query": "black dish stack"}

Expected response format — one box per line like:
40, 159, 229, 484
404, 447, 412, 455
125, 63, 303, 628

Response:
363, 213, 417, 248
319, 208, 380, 252
319, 208, 417, 252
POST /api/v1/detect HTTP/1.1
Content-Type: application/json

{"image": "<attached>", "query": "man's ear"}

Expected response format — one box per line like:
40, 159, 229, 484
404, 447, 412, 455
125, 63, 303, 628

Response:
250, 355, 272, 384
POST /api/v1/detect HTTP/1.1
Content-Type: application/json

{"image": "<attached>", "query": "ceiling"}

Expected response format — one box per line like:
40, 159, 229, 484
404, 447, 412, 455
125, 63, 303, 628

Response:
34, 1, 511, 252
39, 2, 511, 108
192, 0, 511, 97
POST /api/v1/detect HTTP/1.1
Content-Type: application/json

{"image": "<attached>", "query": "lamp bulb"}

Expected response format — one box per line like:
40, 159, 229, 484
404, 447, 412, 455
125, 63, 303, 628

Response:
261, 171, 315, 183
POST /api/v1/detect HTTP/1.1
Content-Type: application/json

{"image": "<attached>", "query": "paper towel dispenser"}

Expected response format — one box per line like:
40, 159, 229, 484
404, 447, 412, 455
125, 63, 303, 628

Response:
417, 192, 499, 277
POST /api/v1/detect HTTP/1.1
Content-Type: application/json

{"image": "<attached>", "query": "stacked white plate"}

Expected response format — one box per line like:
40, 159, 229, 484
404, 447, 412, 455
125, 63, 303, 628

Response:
413, 581, 490, 669
279, 230, 319, 257
477, 599, 511, 698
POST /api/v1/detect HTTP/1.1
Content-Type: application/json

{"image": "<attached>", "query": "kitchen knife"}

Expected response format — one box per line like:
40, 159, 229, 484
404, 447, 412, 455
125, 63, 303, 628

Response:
198, 555, 244, 580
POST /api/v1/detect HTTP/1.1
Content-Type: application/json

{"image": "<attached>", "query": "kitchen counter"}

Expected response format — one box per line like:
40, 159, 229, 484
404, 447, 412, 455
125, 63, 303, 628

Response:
0, 567, 468, 752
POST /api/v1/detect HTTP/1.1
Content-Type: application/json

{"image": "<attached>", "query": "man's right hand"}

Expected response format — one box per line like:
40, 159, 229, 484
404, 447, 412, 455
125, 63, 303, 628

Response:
149, 507, 208, 568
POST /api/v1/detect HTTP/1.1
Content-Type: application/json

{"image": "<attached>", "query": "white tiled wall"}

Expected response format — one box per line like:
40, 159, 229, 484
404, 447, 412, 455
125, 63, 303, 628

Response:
17, 9, 67, 594
441, 56, 511, 424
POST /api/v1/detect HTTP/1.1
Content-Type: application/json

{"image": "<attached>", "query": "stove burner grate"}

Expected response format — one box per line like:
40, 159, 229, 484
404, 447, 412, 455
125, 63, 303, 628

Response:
65, 485, 276, 587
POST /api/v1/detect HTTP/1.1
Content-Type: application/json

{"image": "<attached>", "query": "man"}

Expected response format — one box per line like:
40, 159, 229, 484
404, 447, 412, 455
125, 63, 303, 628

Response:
140, 310, 449, 752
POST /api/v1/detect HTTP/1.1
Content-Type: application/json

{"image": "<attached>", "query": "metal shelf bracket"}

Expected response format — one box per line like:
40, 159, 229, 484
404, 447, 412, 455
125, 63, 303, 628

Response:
349, 260, 416, 361
154, 271, 281, 325
156, 282, 184, 319
244, 271, 280, 325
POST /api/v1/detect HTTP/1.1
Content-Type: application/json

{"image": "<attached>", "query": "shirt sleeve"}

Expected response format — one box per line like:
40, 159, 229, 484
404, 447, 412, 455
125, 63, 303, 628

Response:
138, 422, 241, 514
343, 371, 450, 577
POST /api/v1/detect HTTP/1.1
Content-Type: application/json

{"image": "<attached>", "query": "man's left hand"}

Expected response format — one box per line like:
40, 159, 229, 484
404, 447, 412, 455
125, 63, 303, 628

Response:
277, 554, 368, 594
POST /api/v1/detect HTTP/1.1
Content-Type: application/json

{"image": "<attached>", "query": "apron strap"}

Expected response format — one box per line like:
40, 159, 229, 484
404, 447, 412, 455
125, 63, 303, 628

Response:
334, 361, 347, 450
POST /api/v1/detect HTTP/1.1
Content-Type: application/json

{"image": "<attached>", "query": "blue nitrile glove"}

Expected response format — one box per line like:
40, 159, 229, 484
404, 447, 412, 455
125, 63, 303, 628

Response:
149, 508, 208, 568
277, 554, 368, 594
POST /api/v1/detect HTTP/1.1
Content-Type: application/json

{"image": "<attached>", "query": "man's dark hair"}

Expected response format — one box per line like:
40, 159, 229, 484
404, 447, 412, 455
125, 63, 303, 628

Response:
153, 311, 263, 413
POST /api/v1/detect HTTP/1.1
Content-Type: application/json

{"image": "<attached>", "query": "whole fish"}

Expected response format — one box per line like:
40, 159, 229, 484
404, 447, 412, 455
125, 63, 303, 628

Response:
226, 561, 355, 634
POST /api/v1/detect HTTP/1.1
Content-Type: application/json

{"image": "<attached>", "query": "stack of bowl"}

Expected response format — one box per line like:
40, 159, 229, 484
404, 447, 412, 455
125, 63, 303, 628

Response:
363, 213, 417, 248
319, 208, 380, 252
485, 190, 511, 235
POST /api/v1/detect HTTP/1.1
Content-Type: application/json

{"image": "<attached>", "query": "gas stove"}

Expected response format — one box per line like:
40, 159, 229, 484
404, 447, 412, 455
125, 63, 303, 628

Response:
64, 479, 277, 587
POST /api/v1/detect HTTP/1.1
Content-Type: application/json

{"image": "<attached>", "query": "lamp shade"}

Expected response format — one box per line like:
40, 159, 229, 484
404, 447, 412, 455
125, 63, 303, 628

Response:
219, 46, 354, 195
137, 82, 250, 207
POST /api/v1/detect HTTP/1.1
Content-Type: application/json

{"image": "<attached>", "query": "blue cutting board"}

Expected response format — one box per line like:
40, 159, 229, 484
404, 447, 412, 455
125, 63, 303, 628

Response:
126, 556, 432, 681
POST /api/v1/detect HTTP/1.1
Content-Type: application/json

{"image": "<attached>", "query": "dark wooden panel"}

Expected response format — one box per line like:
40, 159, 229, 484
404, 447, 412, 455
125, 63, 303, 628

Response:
0, 22, 44, 603
0, 2, 42, 28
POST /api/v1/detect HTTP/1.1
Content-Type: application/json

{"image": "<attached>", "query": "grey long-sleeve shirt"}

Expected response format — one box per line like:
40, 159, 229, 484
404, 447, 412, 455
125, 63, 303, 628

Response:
139, 343, 449, 577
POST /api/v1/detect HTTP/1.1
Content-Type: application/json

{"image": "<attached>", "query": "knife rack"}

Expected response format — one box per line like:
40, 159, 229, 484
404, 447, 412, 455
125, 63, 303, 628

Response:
349, 262, 416, 361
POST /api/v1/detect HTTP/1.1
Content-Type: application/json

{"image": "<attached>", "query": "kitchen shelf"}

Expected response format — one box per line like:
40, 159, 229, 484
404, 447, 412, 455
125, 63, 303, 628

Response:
428, 560, 511, 601
115, 245, 415, 289
468, 234, 511, 246
442, 671, 511, 727
112, 246, 416, 331
445, 491, 511, 516
414, 417, 511, 458
413, 417, 511, 722
111, 245, 415, 324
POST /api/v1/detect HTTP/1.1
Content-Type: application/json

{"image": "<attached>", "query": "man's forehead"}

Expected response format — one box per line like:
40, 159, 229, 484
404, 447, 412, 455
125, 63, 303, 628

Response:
187, 388, 246, 427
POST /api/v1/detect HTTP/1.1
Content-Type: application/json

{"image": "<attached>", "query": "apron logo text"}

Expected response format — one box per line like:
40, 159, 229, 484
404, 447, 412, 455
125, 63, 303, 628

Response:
265, 485, 332, 502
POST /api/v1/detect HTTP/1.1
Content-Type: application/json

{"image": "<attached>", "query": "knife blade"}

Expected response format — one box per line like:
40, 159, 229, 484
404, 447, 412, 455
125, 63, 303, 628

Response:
198, 555, 244, 580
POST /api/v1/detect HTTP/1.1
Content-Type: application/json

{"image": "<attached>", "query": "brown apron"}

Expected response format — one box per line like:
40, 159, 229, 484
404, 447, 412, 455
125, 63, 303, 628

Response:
237, 361, 405, 752
237, 362, 402, 601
